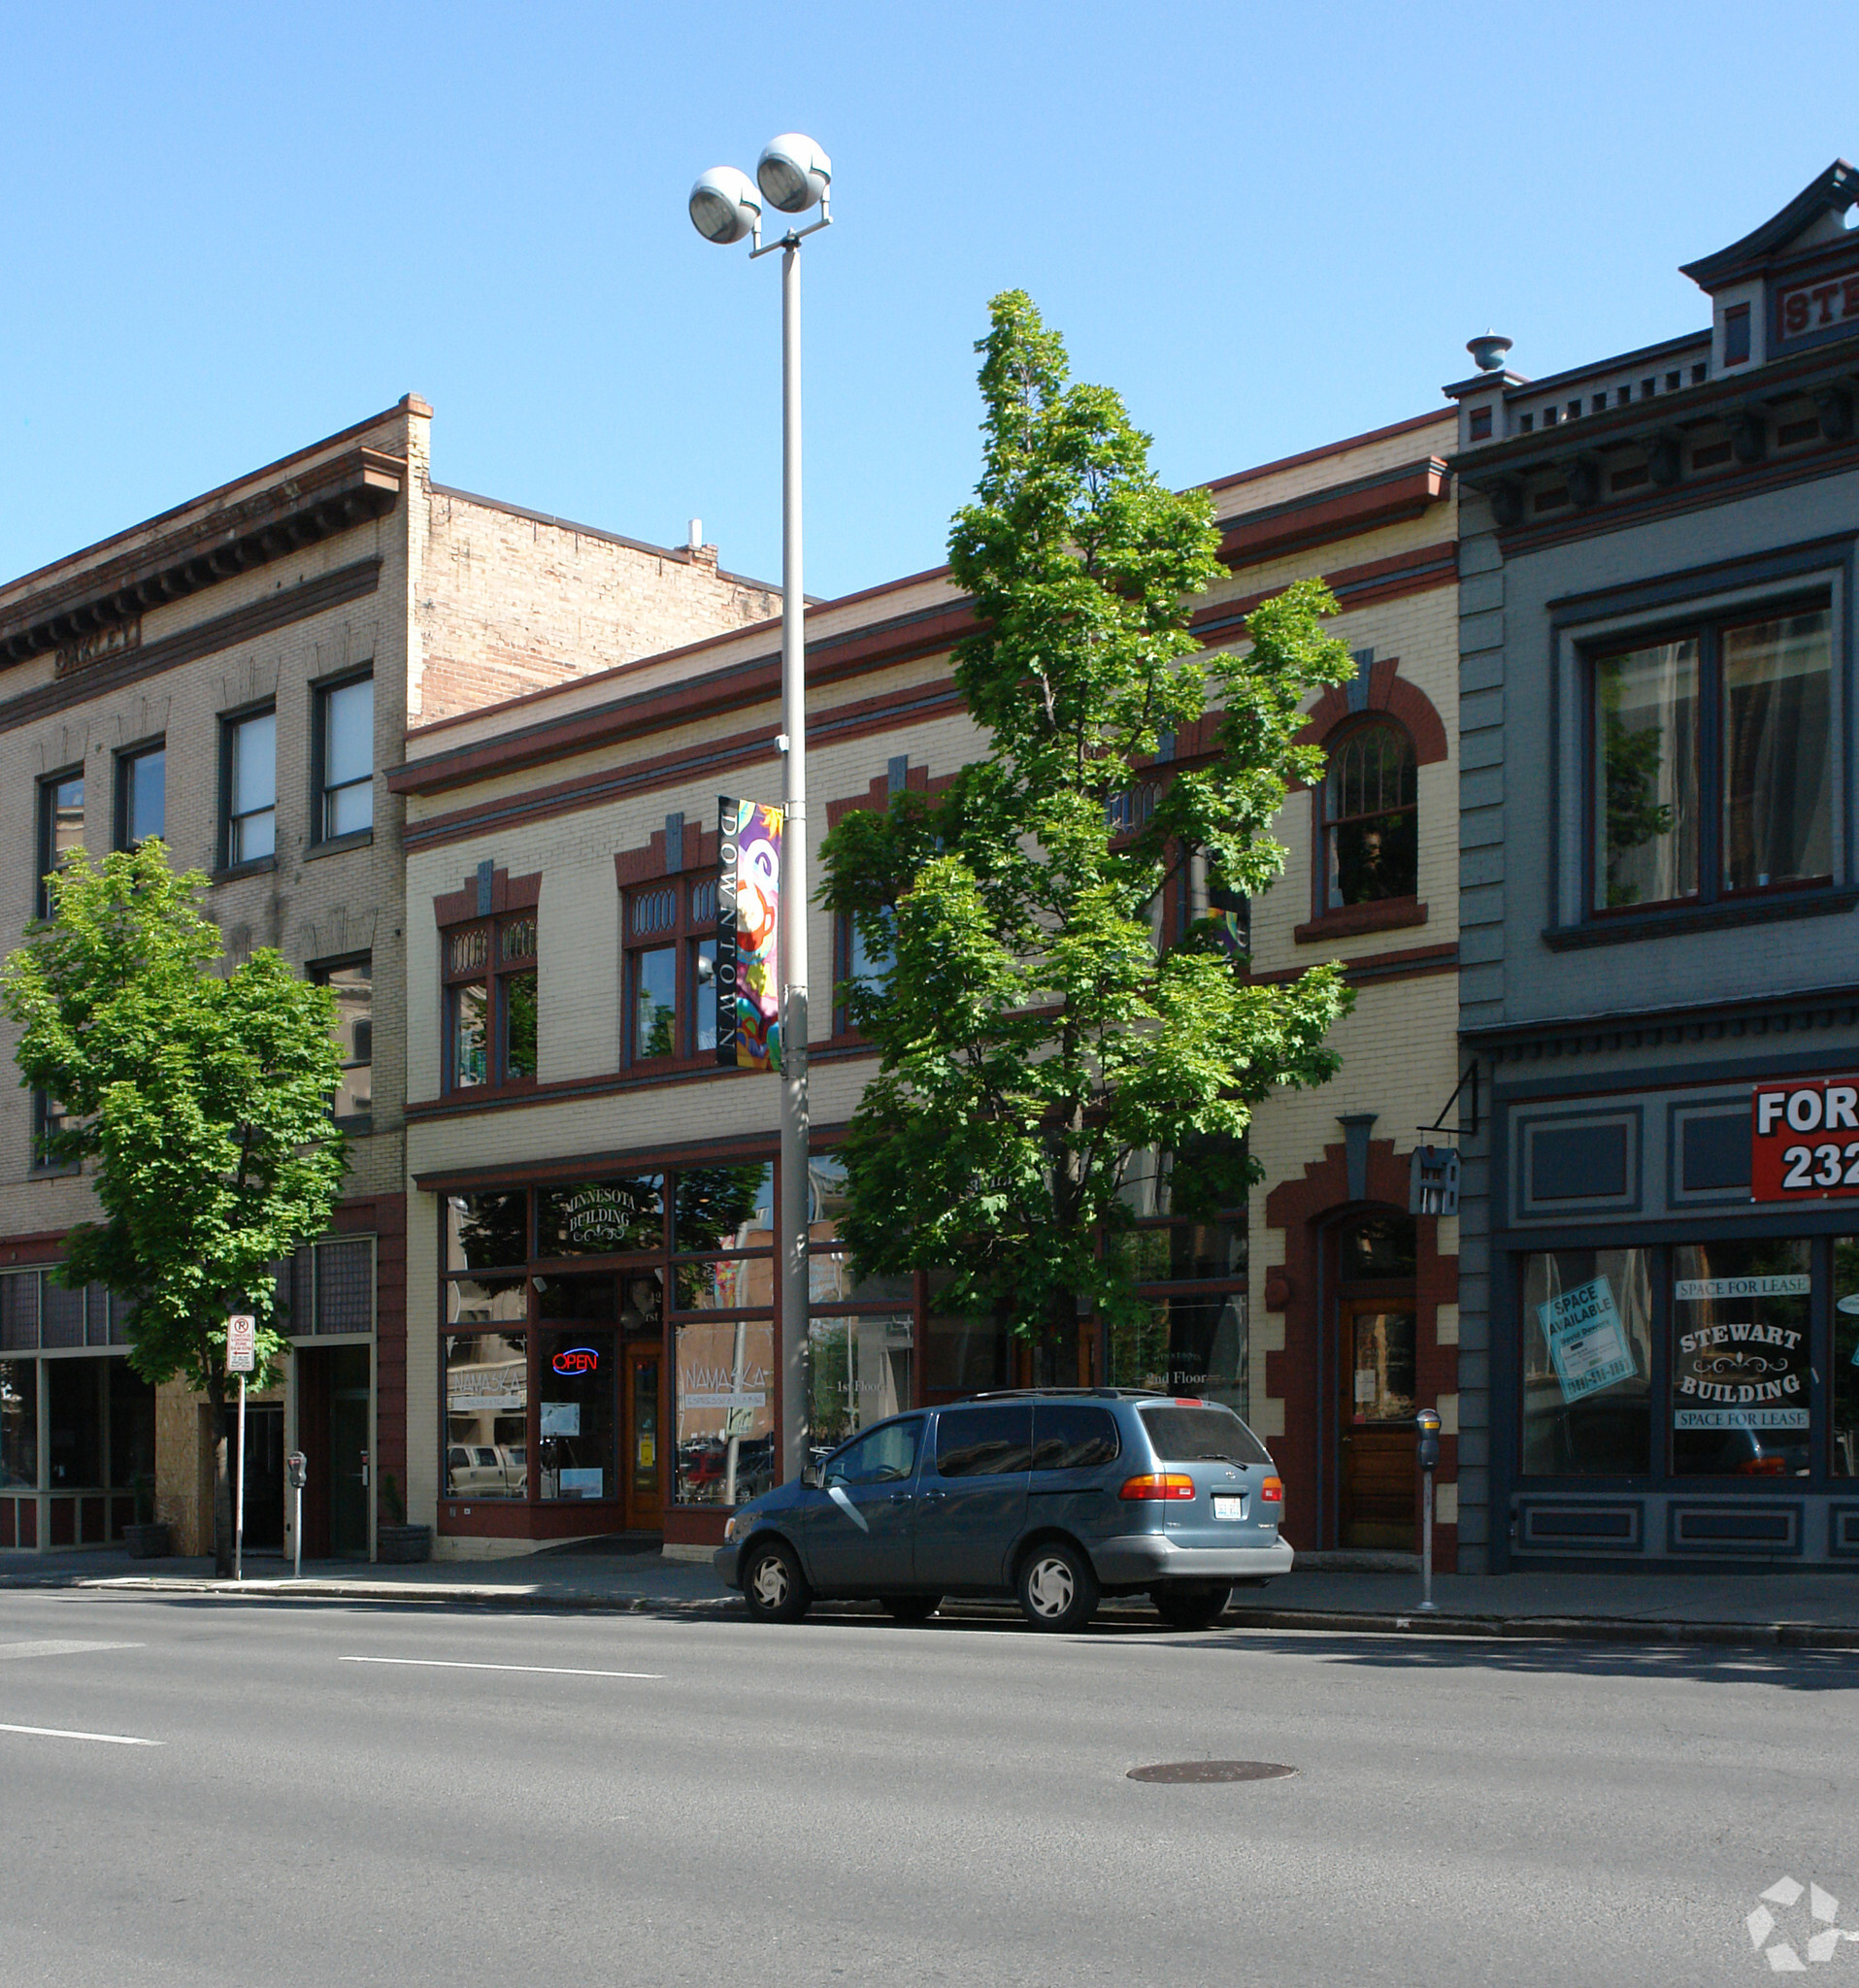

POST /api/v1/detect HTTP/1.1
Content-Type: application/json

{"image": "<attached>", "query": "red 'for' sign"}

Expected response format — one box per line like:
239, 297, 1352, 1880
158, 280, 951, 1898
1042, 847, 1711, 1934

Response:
1750, 1077, 1859, 1200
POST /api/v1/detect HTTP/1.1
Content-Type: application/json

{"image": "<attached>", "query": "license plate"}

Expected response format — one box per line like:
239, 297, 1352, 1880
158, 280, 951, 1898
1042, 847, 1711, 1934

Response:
1212, 1494, 1246, 1521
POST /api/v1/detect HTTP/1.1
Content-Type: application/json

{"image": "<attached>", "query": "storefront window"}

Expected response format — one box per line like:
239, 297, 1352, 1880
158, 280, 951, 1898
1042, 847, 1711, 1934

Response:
538, 1176, 665, 1257
533, 1273, 616, 1323
810, 1255, 913, 1307
675, 1258, 774, 1311
1836, 1239, 1859, 1478
445, 1331, 527, 1498
922, 1303, 1011, 1395
447, 1276, 526, 1326
1110, 1221, 1246, 1282
1672, 1240, 1811, 1476
537, 1329, 616, 1501
675, 1316, 774, 1505
0, 1359, 35, 1487
109, 1361, 154, 1490
810, 1313, 913, 1453
447, 1193, 527, 1272
47, 1359, 104, 1487
675, 1164, 775, 1252
1521, 1248, 1653, 1476
1105, 1293, 1248, 1414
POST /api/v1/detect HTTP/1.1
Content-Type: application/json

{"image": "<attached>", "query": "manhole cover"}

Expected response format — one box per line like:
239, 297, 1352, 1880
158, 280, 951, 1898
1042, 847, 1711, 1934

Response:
1127, 1760, 1297, 1784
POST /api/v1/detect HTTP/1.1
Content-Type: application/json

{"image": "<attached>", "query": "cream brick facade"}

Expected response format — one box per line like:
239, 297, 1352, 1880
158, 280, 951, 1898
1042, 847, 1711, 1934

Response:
396, 413, 1463, 1563
0, 397, 778, 1558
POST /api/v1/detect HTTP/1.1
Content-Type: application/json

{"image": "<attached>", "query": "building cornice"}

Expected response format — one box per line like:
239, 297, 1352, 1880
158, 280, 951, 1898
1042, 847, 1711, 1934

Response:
0, 447, 403, 668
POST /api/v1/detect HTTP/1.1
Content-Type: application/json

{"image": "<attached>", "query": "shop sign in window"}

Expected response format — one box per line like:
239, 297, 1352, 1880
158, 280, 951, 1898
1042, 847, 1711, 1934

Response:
1750, 1077, 1859, 1201
1521, 1250, 1652, 1477
1672, 1242, 1810, 1476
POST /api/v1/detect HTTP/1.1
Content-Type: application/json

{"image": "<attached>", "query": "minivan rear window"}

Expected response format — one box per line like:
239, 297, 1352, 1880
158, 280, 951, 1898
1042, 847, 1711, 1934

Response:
1031, 1403, 1119, 1471
1139, 1405, 1272, 1467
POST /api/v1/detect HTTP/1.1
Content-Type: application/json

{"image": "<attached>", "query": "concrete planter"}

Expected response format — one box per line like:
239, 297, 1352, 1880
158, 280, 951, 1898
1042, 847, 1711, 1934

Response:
376, 1523, 432, 1565
123, 1521, 171, 1559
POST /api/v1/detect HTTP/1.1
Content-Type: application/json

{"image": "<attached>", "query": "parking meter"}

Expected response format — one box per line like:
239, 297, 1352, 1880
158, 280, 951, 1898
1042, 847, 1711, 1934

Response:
286, 1451, 307, 1581
1415, 1408, 1442, 1473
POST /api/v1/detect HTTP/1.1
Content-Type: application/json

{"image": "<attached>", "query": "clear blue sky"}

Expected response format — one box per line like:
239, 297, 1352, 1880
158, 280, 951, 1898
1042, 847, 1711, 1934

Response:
4, 2, 1857, 601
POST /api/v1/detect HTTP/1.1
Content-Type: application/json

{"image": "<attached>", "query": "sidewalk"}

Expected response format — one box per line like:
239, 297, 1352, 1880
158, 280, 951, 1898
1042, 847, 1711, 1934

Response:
4, 1545, 1856, 1648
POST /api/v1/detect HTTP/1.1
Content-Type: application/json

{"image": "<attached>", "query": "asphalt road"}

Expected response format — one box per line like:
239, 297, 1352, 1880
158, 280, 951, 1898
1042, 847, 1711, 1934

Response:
0, 1589, 1851, 1987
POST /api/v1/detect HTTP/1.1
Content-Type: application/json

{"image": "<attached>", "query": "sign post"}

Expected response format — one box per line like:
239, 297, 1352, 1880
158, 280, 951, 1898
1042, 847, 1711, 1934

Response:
286, 1451, 307, 1580
226, 1313, 255, 1583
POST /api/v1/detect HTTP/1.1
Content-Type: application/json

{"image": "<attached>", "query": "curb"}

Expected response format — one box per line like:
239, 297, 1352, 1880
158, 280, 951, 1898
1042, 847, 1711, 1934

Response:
6, 1573, 1857, 1649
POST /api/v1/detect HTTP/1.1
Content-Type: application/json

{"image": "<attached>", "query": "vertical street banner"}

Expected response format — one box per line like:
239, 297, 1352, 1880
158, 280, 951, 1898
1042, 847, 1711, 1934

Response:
716, 796, 782, 1072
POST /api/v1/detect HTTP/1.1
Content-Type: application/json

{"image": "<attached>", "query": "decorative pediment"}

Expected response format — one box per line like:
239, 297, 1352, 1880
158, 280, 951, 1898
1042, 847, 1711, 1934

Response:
1680, 159, 1859, 291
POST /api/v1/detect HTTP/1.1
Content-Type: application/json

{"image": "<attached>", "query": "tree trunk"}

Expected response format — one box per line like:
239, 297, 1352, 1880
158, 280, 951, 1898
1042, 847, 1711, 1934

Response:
207, 1370, 231, 1577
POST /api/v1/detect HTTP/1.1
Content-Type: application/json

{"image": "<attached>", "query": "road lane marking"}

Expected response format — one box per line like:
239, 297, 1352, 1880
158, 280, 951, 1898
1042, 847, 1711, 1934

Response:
0, 1640, 144, 1661
341, 1657, 663, 1679
0, 1721, 160, 1746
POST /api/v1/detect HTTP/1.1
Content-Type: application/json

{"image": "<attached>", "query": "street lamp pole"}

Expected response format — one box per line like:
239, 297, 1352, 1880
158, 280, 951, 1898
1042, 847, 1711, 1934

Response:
690, 137, 832, 1483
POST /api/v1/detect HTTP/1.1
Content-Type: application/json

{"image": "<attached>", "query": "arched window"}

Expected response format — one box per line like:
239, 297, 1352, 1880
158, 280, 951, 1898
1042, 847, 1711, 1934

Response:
1323, 721, 1417, 909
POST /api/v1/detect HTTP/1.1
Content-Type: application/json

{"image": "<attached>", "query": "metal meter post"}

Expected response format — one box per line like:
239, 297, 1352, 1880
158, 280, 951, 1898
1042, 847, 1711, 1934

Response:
1414, 1408, 1443, 1612
286, 1451, 308, 1580
226, 1313, 256, 1583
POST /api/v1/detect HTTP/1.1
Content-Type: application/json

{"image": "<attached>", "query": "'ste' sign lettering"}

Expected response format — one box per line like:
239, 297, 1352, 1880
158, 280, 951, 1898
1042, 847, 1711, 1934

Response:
1750, 1077, 1859, 1200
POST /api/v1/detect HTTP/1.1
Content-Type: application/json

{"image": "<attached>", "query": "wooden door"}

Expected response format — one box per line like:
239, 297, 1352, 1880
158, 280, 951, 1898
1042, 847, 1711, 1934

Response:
624, 1345, 663, 1532
1338, 1298, 1417, 1549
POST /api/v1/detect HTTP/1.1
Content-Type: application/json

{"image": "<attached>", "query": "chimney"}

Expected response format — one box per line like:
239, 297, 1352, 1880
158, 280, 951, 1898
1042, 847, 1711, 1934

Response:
685, 518, 718, 570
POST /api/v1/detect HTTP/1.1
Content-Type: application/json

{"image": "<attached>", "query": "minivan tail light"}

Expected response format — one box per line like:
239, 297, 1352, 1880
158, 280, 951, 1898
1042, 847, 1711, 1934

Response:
1259, 1476, 1283, 1503
1119, 1473, 1197, 1502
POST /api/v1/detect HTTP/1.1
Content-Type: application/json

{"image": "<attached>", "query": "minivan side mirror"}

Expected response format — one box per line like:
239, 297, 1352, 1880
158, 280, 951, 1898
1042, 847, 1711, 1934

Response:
801, 1463, 820, 1489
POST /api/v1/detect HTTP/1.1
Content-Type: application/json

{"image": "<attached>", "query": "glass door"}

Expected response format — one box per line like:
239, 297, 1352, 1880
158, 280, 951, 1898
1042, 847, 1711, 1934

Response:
624, 1346, 662, 1532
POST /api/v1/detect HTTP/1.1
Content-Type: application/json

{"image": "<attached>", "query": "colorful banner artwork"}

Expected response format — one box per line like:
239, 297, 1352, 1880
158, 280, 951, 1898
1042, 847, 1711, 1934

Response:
716, 796, 782, 1072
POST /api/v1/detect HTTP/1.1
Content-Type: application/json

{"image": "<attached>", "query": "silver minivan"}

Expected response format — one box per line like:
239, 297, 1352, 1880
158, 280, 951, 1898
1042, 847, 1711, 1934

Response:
714, 1389, 1292, 1631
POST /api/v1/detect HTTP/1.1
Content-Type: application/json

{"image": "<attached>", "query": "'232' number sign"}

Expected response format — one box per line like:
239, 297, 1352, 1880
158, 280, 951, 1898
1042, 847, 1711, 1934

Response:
1751, 1078, 1859, 1200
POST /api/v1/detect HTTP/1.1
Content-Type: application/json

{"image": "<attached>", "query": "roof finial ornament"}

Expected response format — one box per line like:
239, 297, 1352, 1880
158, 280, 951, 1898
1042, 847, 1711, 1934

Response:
1467, 331, 1513, 374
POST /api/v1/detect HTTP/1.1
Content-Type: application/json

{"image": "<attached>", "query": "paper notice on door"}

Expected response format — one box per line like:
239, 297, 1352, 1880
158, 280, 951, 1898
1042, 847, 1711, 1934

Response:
1538, 1276, 1636, 1404
540, 1402, 581, 1437
1354, 1368, 1377, 1405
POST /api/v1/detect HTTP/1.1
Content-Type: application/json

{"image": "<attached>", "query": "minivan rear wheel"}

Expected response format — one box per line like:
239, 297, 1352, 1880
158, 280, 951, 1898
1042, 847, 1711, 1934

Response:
742, 1539, 812, 1624
1016, 1541, 1098, 1632
1151, 1582, 1232, 1631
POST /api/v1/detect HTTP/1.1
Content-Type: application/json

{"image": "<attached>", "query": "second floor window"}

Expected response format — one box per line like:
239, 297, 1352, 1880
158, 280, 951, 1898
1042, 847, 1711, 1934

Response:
625, 877, 716, 1064
223, 707, 277, 866
316, 673, 374, 841
314, 956, 373, 1128
445, 914, 538, 1093
1592, 604, 1832, 912
1322, 721, 1418, 908
36, 768, 83, 918
116, 742, 165, 849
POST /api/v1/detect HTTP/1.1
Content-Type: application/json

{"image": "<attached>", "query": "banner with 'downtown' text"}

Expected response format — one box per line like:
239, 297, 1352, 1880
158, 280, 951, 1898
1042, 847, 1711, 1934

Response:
716, 797, 782, 1071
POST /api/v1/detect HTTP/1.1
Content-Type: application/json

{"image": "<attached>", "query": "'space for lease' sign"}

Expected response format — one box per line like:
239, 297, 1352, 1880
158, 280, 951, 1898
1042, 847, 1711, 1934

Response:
1750, 1077, 1859, 1201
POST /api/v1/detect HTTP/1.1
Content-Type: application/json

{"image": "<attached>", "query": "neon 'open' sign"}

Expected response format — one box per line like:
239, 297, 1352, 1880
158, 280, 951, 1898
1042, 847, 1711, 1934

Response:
551, 1346, 600, 1377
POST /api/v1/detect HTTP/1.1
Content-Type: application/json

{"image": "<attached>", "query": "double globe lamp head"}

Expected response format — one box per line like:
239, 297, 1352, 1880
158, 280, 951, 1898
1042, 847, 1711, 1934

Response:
688, 133, 831, 246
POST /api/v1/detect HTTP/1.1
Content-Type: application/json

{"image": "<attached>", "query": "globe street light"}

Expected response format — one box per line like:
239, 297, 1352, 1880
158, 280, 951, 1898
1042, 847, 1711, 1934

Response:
688, 134, 832, 1487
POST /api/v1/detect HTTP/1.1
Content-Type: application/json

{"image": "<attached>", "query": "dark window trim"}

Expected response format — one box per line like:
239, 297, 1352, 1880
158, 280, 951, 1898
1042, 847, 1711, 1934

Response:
29, 1089, 79, 1177
1311, 712, 1420, 922
218, 698, 278, 872
310, 665, 375, 848
36, 763, 85, 921
441, 909, 539, 1099
310, 950, 374, 1133
1577, 587, 1837, 926
622, 876, 717, 1070
112, 736, 166, 852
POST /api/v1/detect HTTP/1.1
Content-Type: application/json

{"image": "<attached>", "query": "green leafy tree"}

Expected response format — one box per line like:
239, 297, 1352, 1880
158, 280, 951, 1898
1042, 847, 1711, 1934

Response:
1, 843, 348, 1573
820, 291, 1356, 1353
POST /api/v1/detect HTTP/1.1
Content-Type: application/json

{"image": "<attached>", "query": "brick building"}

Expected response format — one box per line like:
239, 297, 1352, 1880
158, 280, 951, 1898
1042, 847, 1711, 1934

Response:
0, 398, 777, 1558
390, 414, 1463, 1567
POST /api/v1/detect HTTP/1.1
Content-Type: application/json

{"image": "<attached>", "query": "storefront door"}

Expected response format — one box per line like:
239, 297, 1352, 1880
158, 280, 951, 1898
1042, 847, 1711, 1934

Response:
327, 1352, 371, 1559
1338, 1298, 1418, 1549
624, 1345, 662, 1532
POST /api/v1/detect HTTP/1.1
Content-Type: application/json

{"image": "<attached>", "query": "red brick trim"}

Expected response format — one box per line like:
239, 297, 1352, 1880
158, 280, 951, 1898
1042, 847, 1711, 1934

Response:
614, 820, 720, 887
824, 762, 958, 829
1257, 1136, 1460, 1567
1294, 897, 1428, 944
431, 867, 542, 927
1294, 662, 1449, 769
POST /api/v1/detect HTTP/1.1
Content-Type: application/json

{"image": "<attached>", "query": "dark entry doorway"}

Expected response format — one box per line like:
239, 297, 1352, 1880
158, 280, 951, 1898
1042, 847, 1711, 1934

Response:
1335, 1214, 1418, 1551
224, 1403, 285, 1551
296, 1344, 371, 1559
